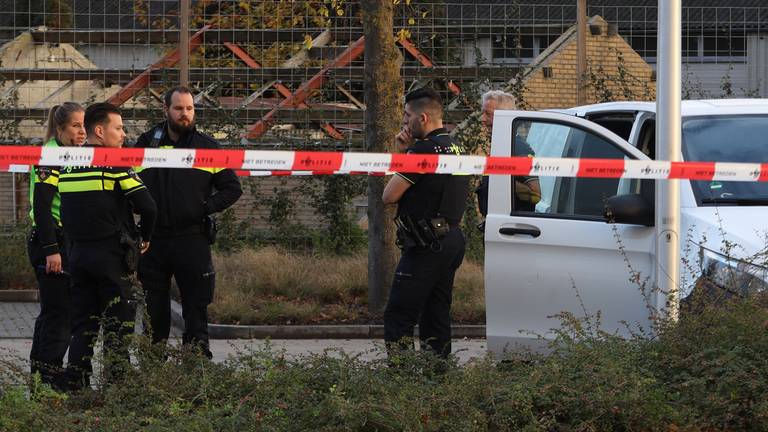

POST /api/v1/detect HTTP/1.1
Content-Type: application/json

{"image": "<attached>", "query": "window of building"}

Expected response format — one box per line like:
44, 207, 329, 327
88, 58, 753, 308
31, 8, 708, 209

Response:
629, 32, 746, 62
492, 31, 560, 62
703, 33, 746, 57
626, 35, 657, 58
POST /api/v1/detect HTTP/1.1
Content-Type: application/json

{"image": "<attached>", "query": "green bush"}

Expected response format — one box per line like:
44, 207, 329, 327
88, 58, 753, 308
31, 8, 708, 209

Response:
3, 297, 768, 430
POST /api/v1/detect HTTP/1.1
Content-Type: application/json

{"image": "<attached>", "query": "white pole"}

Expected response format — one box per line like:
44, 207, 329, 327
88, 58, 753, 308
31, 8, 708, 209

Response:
656, 0, 682, 320
576, 0, 587, 105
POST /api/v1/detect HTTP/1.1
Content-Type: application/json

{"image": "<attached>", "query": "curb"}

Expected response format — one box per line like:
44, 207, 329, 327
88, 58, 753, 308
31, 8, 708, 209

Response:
208, 324, 486, 340
0, 290, 38, 302
170, 300, 486, 339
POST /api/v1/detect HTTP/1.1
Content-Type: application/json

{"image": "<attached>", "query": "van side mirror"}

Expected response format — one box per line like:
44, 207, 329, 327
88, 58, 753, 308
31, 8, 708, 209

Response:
604, 194, 654, 226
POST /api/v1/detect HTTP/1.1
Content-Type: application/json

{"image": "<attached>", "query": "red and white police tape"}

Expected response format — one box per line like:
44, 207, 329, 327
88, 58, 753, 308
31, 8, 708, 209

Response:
1, 145, 767, 181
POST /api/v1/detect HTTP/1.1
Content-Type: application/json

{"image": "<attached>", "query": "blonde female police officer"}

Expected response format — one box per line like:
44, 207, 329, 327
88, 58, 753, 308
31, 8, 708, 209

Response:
28, 102, 85, 388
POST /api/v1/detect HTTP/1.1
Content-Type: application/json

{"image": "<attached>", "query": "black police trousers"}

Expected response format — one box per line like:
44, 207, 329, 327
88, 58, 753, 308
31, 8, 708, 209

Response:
384, 228, 465, 358
27, 230, 71, 386
139, 233, 215, 358
65, 236, 135, 390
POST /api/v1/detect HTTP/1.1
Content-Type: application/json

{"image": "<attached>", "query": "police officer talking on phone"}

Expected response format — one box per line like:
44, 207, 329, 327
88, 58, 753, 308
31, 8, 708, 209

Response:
382, 87, 469, 359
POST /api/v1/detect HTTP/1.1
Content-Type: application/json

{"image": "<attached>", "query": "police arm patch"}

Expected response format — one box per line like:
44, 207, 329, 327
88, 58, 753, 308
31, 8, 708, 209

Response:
36, 167, 51, 181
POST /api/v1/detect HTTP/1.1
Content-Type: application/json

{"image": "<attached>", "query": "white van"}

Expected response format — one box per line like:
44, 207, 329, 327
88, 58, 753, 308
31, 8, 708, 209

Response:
485, 99, 768, 355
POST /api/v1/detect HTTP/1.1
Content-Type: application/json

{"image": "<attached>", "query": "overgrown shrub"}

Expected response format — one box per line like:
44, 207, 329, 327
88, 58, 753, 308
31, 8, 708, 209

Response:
4, 297, 768, 431
216, 175, 367, 256
299, 175, 368, 256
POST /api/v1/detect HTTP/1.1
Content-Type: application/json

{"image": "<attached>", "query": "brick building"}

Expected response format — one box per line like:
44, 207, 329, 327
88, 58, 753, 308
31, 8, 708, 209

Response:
517, 15, 655, 109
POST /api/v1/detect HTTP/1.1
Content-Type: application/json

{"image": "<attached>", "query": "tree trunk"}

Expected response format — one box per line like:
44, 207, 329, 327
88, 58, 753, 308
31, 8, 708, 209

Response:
362, 0, 402, 313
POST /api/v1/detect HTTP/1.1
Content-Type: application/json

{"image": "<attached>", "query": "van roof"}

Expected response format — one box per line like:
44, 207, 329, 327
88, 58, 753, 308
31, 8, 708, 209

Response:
560, 99, 768, 117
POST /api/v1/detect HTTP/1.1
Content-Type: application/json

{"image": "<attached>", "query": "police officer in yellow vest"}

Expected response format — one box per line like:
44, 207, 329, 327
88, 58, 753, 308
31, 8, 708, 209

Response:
28, 102, 85, 389
59, 103, 157, 391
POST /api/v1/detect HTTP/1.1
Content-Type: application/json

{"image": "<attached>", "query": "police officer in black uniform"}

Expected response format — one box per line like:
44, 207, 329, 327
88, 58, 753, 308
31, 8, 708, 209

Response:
382, 87, 470, 358
135, 86, 242, 358
59, 103, 157, 390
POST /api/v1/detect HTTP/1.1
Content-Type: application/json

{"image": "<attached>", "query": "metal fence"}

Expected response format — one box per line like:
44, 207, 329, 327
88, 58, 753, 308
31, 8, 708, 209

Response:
2, 0, 767, 234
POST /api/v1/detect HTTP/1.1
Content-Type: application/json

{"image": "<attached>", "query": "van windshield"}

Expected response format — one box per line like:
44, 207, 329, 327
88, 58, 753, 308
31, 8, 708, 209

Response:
682, 115, 768, 206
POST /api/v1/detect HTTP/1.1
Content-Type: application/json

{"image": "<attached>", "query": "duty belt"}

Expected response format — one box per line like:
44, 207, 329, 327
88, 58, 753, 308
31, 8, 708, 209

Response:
394, 215, 453, 252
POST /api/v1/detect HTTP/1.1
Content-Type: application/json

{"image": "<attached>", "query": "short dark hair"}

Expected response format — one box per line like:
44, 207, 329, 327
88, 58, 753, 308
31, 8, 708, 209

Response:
85, 103, 121, 135
164, 86, 194, 107
404, 87, 443, 119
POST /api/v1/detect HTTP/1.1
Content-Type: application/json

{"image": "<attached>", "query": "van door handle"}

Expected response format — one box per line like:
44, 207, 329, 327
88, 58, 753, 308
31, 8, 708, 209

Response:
499, 227, 541, 237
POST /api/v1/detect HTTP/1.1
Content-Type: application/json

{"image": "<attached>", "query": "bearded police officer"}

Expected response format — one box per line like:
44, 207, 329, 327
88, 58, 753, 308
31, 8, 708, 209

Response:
382, 87, 470, 358
59, 103, 157, 390
135, 86, 242, 358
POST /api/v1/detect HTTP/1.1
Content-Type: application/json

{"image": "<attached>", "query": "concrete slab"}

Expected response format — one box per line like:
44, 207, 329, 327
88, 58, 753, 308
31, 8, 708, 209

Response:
0, 303, 38, 338
0, 301, 183, 339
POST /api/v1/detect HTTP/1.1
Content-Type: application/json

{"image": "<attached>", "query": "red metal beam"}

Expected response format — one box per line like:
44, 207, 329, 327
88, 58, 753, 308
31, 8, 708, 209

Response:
224, 42, 344, 140
397, 38, 462, 96
223, 42, 260, 69
107, 25, 212, 106
246, 36, 366, 139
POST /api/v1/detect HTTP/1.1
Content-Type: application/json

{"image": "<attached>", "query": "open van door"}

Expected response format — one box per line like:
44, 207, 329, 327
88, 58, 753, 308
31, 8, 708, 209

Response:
485, 110, 656, 355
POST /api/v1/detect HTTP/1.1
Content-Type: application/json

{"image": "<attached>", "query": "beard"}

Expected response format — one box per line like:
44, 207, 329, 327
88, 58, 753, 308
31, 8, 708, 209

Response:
167, 116, 195, 136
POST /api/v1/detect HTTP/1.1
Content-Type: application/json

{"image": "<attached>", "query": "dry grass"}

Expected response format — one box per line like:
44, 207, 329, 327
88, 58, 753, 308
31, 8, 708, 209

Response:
209, 247, 486, 325
452, 259, 486, 323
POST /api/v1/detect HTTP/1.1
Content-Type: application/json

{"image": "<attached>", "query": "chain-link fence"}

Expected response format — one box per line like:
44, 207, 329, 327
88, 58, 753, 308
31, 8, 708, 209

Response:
2, 1, 767, 248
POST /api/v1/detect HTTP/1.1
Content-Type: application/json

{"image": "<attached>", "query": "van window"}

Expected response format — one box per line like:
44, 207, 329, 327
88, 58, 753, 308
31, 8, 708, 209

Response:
584, 112, 636, 141
636, 119, 655, 159
512, 119, 627, 219
682, 115, 768, 205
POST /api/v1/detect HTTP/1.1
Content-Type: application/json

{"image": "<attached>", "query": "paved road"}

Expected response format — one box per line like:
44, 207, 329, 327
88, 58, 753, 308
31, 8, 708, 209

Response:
0, 338, 489, 372
0, 302, 180, 338
0, 302, 38, 338
0, 301, 489, 371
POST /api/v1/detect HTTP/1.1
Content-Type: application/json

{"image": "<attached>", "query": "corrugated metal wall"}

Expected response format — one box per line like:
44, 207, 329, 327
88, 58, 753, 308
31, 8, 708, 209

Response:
684, 63, 750, 98
748, 35, 768, 98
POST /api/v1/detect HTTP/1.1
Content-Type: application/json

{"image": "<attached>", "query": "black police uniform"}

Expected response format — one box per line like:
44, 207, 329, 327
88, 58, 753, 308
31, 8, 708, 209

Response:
58, 156, 157, 390
135, 122, 242, 357
27, 138, 71, 387
384, 128, 470, 358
